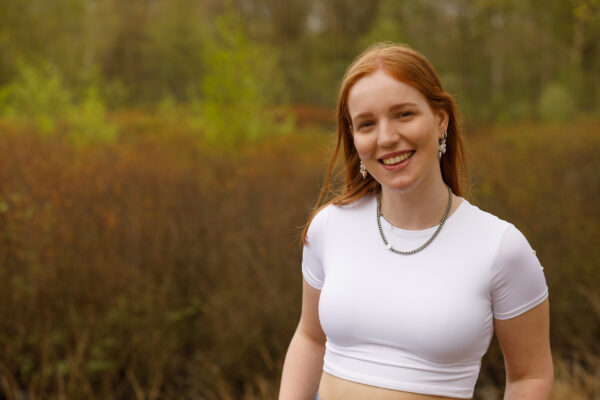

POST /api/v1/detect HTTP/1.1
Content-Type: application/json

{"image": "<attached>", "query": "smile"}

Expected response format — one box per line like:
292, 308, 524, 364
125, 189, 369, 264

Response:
380, 151, 414, 165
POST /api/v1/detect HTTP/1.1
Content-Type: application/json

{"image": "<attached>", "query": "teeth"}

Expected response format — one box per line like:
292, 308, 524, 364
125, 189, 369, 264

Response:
382, 152, 413, 165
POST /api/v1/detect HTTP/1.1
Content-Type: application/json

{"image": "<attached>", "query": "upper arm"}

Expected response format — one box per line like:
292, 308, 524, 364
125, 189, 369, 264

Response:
301, 206, 330, 290
297, 206, 330, 343
296, 278, 326, 344
494, 299, 553, 383
490, 224, 553, 395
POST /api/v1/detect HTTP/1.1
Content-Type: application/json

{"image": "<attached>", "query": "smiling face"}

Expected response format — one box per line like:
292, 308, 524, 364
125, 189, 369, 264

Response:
347, 69, 448, 195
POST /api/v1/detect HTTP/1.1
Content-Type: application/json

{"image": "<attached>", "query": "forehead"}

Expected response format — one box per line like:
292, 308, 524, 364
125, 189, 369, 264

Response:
347, 70, 428, 116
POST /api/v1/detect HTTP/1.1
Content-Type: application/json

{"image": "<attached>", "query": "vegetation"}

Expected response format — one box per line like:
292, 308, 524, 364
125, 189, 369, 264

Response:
0, 0, 599, 399
0, 115, 599, 399
0, 0, 599, 121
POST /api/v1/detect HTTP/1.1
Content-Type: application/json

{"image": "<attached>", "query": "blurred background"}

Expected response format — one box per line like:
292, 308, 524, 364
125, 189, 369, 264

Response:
0, 0, 599, 399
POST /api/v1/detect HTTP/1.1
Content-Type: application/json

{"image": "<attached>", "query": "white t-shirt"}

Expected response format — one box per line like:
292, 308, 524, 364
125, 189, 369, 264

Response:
302, 194, 548, 399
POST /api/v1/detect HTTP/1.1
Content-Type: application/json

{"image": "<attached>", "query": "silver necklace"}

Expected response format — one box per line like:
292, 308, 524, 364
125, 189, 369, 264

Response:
376, 186, 452, 255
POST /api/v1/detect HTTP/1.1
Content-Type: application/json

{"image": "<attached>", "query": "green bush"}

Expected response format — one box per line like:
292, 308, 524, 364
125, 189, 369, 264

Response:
189, 13, 292, 147
0, 62, 72, 133
67, 87, 117, 147
538, 82, 576, 122
0, 61, 117, 146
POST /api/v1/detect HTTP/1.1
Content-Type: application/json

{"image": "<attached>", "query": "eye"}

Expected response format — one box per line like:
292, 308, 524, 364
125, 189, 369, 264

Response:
357, 120, 375, 130
396, 111, 413, 118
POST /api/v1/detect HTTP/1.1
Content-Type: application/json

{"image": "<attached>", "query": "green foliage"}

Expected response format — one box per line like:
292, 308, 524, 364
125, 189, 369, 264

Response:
0, 62, 72, 133
144, 0, 209, 101
538, 82, 576, 122
358, 0, 407, 47
0, 61, 117, 146
156, 95, 181, 127
1, 0, 598, 121
189, 12, 292, 147
67, 87, 117, 147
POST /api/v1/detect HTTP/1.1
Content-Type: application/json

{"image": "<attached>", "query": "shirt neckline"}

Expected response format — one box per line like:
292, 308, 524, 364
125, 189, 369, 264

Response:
378, 197, 469, 238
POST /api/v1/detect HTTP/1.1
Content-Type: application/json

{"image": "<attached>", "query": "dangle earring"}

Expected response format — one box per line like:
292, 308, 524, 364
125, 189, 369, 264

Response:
438, 131, 447, 159
360, 160, 367, 178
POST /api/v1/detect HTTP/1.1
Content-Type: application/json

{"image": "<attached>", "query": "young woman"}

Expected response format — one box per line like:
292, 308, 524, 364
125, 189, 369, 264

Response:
279, 43, 553, 400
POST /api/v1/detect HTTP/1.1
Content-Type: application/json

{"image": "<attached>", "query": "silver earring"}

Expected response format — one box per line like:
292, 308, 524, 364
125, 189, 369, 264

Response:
360, 160, 367, 178
438, 131, 447, 159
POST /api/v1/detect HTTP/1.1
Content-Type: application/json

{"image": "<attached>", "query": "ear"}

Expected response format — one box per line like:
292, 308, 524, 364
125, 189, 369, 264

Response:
437, 109, 449, 135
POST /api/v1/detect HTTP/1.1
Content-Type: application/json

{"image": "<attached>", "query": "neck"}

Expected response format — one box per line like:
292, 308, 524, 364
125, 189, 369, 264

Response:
380, 180, 452, 230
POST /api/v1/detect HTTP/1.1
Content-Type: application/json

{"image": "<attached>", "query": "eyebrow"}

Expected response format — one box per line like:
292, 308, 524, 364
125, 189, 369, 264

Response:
389, 102, 418, 111
351, 102, 418, 122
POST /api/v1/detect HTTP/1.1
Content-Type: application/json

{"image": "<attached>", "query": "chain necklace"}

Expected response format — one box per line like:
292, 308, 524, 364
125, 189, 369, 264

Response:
376, 186, 452, 255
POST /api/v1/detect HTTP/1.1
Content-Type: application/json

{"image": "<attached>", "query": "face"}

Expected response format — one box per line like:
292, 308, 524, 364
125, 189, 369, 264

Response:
347, 69, 448, 194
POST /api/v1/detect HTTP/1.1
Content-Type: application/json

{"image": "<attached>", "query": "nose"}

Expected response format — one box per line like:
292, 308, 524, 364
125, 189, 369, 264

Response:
376, 119, 399, 148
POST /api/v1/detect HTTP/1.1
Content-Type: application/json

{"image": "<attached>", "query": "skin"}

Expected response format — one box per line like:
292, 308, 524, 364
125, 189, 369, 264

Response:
278, 69, 553, 400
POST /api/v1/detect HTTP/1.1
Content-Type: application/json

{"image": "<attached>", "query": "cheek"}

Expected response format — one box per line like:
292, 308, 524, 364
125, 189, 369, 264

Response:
353, 135, 375, 158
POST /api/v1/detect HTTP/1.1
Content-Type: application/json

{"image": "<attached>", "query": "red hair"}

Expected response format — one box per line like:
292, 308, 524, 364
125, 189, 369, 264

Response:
302, 43, 467, 243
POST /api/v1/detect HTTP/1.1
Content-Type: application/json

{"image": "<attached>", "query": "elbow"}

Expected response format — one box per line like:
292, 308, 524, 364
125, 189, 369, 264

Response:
545, 364, 555, 394
539, 355, 555, 393
506, 362, 554, 399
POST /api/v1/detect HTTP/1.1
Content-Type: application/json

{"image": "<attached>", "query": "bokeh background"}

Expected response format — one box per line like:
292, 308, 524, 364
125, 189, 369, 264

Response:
0, 0, 599, 399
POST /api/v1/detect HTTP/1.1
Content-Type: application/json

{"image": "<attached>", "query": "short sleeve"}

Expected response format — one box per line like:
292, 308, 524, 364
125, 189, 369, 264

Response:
301, 206, 330, 290
490, 224, 549, 320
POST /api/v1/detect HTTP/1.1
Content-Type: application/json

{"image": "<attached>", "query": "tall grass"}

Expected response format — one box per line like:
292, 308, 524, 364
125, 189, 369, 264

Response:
0, 116, 598, 399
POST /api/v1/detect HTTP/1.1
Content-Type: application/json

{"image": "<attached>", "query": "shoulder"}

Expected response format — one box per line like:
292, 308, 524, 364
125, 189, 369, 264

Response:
305, 194, 375, 245
494, 223, 540, 269
459, 199, 510, 228
309, 194, 375, 229
305, 202, 334, 237
459, 201, 538, 253
457, 199, 541, 267
466, 203, 550, 319
330, 193, 376, 221
453, 199, 513, 241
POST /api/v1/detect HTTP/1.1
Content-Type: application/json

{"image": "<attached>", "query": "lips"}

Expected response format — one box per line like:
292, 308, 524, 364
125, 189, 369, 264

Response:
379, 151, 415, 165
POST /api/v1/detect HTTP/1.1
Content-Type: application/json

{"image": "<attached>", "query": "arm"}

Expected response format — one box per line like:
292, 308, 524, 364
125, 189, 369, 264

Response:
494, 299, 553, 399
279, 279, 326, 400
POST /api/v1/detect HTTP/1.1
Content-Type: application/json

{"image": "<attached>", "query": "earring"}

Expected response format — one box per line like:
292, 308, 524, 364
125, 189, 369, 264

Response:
438, 131, 447, 159
360, 160, 367, 178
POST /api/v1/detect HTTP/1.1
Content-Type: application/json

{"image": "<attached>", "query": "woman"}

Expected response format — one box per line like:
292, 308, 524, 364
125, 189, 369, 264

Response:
279, 43, 553, 400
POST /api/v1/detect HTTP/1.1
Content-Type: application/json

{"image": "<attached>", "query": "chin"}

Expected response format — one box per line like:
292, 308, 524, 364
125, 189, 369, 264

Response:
380, 180, 419, 193
379, 173, 436, 195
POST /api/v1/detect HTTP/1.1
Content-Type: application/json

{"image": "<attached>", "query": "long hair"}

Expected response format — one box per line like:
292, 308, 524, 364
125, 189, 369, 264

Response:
302, 43, 467, 243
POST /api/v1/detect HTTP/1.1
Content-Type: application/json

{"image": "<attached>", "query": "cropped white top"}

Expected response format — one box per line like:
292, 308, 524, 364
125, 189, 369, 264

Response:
302, 195, 548, 399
